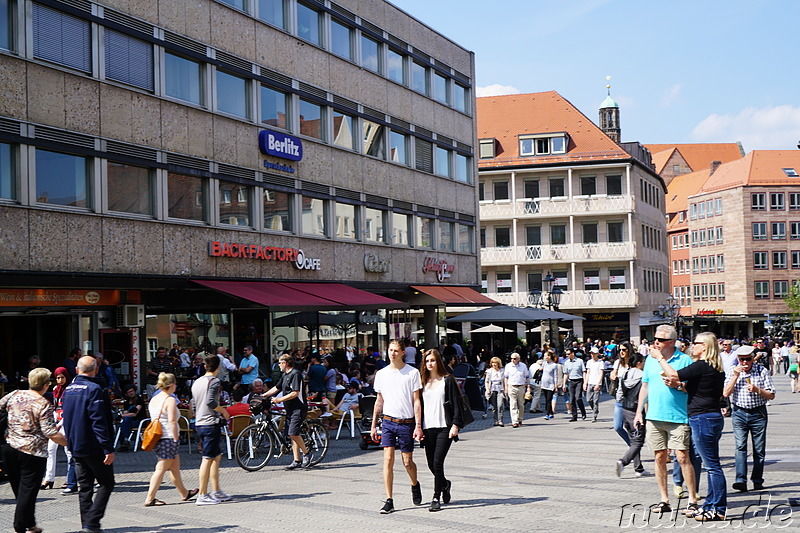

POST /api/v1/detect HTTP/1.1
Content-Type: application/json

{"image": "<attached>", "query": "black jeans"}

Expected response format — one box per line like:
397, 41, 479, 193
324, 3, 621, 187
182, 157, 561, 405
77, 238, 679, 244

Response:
3, 444, 47, 533
423, 427, 453, 498
619, 408, 645, 471
543, 389, 555, 416
567, 379, 586, 419
75, 455, 115, 531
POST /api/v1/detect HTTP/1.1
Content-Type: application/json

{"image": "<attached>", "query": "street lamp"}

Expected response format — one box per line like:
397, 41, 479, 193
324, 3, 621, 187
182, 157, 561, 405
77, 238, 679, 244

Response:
529, 272, 562, 353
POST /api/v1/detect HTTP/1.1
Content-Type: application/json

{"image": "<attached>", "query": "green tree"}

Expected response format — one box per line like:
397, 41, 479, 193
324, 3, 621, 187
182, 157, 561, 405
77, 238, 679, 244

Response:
785, 282, 800, 321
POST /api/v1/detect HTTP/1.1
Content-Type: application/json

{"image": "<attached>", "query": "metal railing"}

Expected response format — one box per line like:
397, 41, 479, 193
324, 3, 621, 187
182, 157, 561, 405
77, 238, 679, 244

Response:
483, 289, 637, 309
479, 196, 633, 220
480, 242, 634, 265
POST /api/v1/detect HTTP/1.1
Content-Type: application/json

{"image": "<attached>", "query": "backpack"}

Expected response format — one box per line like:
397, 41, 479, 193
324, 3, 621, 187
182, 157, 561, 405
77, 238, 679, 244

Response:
620, 370, 642, 412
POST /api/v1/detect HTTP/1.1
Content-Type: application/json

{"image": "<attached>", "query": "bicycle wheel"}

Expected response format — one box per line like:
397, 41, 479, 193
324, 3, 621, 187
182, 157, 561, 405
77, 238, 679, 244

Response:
301, 420, 329, 466
234, 424, 275, 472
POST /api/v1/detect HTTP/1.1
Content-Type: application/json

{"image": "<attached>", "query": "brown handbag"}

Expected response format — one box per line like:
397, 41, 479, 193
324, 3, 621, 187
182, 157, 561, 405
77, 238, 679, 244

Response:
141, 397, 168, 452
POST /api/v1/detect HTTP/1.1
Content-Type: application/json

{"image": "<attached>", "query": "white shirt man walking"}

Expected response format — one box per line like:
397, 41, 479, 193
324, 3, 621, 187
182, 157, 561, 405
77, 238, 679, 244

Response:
371, 339, 423, 514
504, 354, 530, 428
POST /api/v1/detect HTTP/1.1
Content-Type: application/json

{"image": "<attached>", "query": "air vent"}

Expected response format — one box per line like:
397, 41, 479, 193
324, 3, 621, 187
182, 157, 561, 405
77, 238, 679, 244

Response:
387, 34, 407, 50
103, 9, 154, 36
415, 126, 433, 139
394, 200, 412, 211
417, 205, 435, 215
435, 60, 451, 73
105, 140, 158, 161
361, 20, 382, 37
302, 181, 330, 195
362, 107, 384, 121
335, 188, 360, 202
330, 3, 355, 21
216, 50, 252, 73
389, 117, 410, 131
439, 209, 455, 219
33, 126, 94, 149
365, 194, 388, 206
218, 163, 256, 180
60, 0, 91, 12
332, 95, 358, 112
412, 47, 430, 62
166, 152, 210, 171
259, 67, 292, 88
298, 82, 327, 100
164, 31, 206, 55
459, 214, 475, 224
262, 173, 295, 189
453, 70, 470, 85
456, 141, 472, 153
0, 117, 21, 135
437, 135, 454, 146
300, 0, 324, 7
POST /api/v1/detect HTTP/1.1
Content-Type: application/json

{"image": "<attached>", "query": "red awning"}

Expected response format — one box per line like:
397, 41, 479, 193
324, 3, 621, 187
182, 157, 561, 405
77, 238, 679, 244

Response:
410, 285, 499, 306
192, 280, 404, 310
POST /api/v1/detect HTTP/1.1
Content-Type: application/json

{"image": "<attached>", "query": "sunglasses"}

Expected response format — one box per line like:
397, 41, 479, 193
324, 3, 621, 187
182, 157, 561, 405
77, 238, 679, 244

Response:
738, 357, 753, 362
654, 337, 674, 342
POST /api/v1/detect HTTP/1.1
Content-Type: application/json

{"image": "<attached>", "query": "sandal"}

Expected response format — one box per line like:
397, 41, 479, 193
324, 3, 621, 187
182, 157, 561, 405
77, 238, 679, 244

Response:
649, 501, 672, 514
183, 488, 199, 501
684, 502, 700, 517
145, 499, 167, 507
695, 509, 725, 522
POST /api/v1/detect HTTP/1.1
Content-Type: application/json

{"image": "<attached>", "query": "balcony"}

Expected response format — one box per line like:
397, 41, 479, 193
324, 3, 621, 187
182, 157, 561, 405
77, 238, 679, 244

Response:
484, 289, 637, 310
479, 196, 633, 221
481, 242, 635, 265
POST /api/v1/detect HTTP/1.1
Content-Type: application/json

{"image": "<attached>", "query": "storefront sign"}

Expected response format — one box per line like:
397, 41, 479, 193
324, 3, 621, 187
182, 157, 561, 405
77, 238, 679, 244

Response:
422, 257, 455, 282
208, 241, 321, 270
131, 328, 140, 383
0, 289, 121, 307
258, 129, 303, 161
359, 311, 380, 325
696, 309, 724, 316
364, 253, 390, 273
496, 279, 512, 289
587, 312, 629, 322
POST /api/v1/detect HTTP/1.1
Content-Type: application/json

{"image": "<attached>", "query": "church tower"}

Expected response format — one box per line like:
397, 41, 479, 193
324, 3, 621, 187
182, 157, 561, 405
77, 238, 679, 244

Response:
599, 82, 620, 143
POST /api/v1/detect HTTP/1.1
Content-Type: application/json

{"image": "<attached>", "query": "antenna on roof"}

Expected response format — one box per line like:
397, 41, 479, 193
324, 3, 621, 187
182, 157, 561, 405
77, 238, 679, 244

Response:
606, 75, 612, 95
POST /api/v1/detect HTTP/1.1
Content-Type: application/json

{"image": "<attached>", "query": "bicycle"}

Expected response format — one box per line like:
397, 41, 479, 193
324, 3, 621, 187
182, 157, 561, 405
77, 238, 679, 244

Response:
234, 405, 329, 472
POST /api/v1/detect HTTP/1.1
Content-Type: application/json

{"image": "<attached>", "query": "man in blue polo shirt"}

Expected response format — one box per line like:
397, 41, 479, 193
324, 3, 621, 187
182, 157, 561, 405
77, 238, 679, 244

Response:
633, 325, 697, 515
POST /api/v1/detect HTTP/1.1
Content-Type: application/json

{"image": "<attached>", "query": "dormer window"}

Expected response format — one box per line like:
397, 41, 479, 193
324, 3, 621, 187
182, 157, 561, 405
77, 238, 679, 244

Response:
519, 133, 568, 156
479, 138, 496, 158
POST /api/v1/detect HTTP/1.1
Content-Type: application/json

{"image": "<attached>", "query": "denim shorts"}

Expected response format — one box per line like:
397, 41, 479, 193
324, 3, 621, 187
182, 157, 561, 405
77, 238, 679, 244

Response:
380, 418, 415, 453
196, 424, 222, 459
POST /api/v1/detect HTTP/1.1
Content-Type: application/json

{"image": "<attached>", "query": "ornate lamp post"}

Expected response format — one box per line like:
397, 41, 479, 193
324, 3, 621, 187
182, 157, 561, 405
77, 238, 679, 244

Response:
529, 272, 562, 353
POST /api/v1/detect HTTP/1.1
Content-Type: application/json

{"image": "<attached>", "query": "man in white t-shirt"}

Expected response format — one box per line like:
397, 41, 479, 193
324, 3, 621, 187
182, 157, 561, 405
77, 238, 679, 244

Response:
371, 339, 423, 515
404, 340, 418, 367
584, 347, 605, 422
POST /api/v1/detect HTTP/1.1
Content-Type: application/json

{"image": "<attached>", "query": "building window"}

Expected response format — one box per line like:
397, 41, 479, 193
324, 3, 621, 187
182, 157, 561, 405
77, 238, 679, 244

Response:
216, 70, 248, 118
1, 0, 11, 51
609, 268, 626, 290
479, 227, 486, 248
751, 193, 766, 210
494, 227, 510, 248
700, 256, 708, 273
709, 283, 717, 300
361, 35, 380, 73
493, 181, 509, 201
330, 19, 353, 60
608, 222, 624, 243
165, 52, 202, 105
296, 2, 321, 46
717, 255, 724, 272
700, 284, 708, 300
260, 85, 289, 129
389, 131, 408, 165
549, 178, 565, 197
709, 255, 717, 272
334, 201, 356, 239
435, 147, 451, 177
263, 188, 292, 231
416, 217, 433, 248
258, 0, 286, 29
167, 172, 206, 221
705, 199, 713, 217
387, 48, 405, 84
481, 272, 487, 293
754, 251, 768, 269
299, 99, 325, 140
773, 251, 787, 269
523, 180, 539, 199
692, 258, 699, 274
411, 62, 427, 94
697, 202, 706, 218
790, 193, 800, 210
107, 162, 152, 215
301, 196, 328, 237
582, 223, 598, 244
479, 139, 496, 159
715, 198, 723, 215
583, 269, 600, 291
0, 142, 14, 200
520, 135, 566, 156
770, 192, 785, 210
672, 260, 679, 275
454, 83, 468, 113
105, 29, 154, 91
607, 175, 622, 195
32, 3, 91, 73
752, 222, 767, 240
35, 149, 90, 208
525, 225, 541, 246
478, 182, 485, 202
433, 72, 449, 104
689, 203, 696, 219
716, 226, 723, 243
457, 224, 473, 253
774, 280, 789, 299
219, 183, 250, 226
414, 138, 433, 173
365, 207, 385, 243
455, 154, 470, 183
527, 272, 543, 292
219, 0, 245, 9
579, 176, 596, 196
332, 110, 355, 150
496, 272, 512, 293
718, 283, 725, 300
793, 251, 800, 269
392, 212, 410, 246
755, 281, 770, 299
771, 222, 786, 240
699, 229, 706, 246
550, 224, 567, 245
439, 220, 454, 251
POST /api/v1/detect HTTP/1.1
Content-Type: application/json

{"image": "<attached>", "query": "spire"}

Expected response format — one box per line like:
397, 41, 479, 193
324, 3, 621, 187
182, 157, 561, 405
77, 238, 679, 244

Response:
599, 76, 621, 143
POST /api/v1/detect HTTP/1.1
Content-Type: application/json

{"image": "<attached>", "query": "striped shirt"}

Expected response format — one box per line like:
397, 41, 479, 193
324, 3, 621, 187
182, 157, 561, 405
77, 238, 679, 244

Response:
725, 363, 775, 409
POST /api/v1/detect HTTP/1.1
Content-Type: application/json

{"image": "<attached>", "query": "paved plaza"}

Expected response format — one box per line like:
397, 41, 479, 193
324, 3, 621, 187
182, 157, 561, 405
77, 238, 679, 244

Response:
2, 374, 797, 532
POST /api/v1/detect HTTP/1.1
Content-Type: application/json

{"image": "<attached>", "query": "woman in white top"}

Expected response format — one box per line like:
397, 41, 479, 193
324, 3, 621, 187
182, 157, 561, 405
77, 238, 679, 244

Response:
420, 349, 467, 512
144, 372, 198, 506
484, 357, 505, 426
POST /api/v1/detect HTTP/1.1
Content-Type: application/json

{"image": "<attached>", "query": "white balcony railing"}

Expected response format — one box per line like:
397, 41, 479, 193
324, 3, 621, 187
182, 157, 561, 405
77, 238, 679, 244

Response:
483, 290, 637, 310
479, 196, 634, 220
480, 242, 634, 265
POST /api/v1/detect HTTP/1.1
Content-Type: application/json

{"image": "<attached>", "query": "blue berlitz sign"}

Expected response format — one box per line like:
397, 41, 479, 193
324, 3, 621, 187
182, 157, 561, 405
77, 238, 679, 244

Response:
258, 129, 303, 162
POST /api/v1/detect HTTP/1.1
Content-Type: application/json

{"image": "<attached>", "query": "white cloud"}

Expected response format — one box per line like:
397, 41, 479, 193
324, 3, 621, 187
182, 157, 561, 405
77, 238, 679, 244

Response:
660, 84, 682, 107
690, 105, 800, 151
476, 84, 520, 97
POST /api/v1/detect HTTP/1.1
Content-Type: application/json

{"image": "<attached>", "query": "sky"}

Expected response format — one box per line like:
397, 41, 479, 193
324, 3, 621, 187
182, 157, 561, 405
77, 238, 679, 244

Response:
390, 0, 800, 152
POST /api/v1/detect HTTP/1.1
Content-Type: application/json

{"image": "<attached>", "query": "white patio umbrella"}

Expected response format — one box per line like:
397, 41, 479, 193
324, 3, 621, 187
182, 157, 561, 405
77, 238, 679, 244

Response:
527, 325, 569, 333
411, 327, 460, 335
470, 324, 513, 334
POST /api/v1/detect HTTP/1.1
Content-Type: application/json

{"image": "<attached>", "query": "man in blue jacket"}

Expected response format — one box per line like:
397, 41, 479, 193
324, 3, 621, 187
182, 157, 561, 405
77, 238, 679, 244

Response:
62, 356, 116, 533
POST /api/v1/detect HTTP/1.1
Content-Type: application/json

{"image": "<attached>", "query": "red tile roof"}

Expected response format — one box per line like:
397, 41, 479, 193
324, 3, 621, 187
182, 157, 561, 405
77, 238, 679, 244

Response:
644, 143, 743, 173
477, 91, 631, 169
651, 147, 676, 174
666, 168, 708, 214
696, 151, 800, 195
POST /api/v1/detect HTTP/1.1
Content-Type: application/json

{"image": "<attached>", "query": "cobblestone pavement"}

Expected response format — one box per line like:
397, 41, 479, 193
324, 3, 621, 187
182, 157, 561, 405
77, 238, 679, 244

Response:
2, 374, 797, 532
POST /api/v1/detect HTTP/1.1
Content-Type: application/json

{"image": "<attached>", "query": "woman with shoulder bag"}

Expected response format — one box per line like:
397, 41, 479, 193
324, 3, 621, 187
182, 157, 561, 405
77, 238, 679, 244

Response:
420, 349, 470, 512
614, 353, 647, 478
484, 357, 505, 427
609, 342, 634, 447
144, 373, 198, 506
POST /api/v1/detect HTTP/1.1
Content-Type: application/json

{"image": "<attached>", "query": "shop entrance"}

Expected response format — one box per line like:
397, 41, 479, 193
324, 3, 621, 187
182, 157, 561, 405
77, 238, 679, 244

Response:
0, 315, 74, 384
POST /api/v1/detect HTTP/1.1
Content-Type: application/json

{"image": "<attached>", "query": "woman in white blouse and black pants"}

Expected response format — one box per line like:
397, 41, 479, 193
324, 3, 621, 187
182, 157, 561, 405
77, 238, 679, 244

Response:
420, 349, 468, 512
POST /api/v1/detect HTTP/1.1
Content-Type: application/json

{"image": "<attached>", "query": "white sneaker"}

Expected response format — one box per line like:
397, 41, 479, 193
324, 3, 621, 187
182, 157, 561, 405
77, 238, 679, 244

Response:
196, 494, 220, 506
212, 490, 232, 502
635, 469, 650, 477
615, 460, 624, 478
